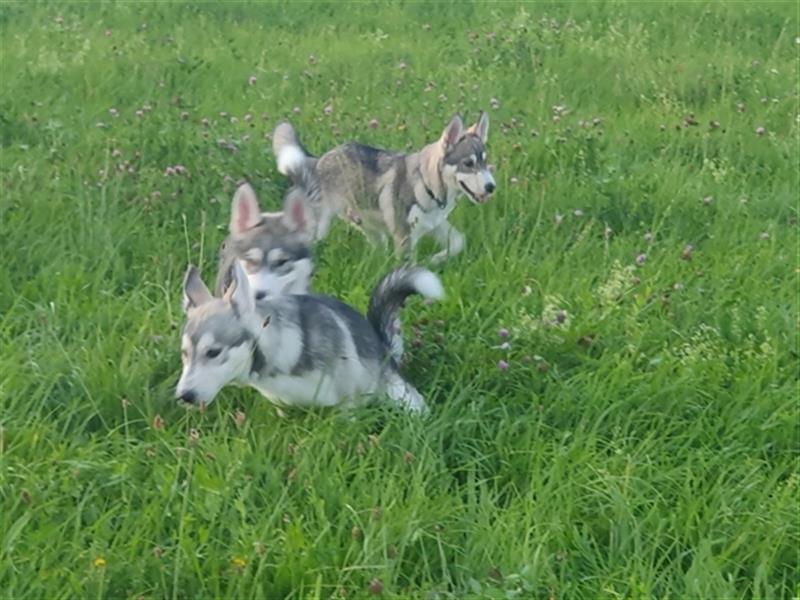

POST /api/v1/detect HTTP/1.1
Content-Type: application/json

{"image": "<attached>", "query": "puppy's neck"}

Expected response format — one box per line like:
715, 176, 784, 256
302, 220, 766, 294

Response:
414, 142, 448, 203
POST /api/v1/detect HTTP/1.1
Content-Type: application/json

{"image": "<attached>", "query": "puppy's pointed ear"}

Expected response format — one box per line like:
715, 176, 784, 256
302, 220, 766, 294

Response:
230, 183, 262, 235
225, 260, 255, 316
183, 265, 212, 312
281, 188, 307, 234
440, 114, 464, 151
466, 111, 489, 144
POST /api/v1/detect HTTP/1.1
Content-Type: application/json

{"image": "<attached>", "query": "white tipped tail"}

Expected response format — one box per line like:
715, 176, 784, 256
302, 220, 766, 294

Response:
272, 121, 323, 238
410, 270, 444, 300
277, 145, 306, 176
273, 122, 307, 176
367, 267, 444, 362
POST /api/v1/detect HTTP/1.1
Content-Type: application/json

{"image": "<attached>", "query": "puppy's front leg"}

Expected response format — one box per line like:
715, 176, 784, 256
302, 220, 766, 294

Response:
430, 221, 465, 264
313, 204, 337, 241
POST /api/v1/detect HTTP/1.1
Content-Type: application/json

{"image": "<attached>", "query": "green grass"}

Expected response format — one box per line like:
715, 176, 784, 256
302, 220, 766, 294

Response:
1, 2, 798, 598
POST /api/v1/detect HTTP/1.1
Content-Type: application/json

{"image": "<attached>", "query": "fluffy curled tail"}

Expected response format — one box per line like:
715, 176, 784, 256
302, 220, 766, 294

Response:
367, 266, 444, 363
273, 121, 314, 177
272, 122, 322, 231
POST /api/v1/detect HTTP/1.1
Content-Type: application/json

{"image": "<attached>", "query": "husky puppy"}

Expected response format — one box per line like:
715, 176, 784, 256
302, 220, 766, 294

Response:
176, 261, 443, 413
272, 112, 495, 263
215, 183, 314, 301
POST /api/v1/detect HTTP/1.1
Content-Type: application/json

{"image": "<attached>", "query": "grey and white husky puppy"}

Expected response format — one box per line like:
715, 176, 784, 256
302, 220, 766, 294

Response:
272, 112, 496, 263
214, 183, 313, 301
176, 261, 443, 413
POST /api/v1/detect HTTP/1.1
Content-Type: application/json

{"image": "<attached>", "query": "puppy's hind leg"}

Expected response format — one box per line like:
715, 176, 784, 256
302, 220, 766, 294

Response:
385, 371, 428, 415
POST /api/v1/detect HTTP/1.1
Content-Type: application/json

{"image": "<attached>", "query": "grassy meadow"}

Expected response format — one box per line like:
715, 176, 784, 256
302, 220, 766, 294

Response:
1, 2, 798, 598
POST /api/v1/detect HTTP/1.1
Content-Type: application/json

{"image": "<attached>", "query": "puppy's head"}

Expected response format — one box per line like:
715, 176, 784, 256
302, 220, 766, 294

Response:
176, 263, 268, 407
439, 112, 496, 204
225, 183, 314, 301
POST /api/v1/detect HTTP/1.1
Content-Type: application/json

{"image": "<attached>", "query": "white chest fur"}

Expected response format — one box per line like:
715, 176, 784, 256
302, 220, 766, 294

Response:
407, 193, 456, 240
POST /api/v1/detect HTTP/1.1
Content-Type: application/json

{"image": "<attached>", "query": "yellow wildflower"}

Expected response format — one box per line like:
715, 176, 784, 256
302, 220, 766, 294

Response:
93, 557, 106, 568
231, 557, 246, 569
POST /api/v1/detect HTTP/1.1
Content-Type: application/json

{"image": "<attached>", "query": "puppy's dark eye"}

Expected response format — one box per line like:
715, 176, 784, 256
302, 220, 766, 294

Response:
206, 348, 222, 359
464, 158, 475, 168
274, 258, 289, 269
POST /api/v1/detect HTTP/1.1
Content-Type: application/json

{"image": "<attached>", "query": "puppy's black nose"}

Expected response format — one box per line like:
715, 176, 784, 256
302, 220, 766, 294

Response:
255, 290, 267, 301
485, 181, 496, 194
179, 391, 196, 404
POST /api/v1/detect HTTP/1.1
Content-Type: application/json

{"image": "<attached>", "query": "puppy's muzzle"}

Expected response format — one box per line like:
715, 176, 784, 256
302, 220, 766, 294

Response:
177, 390, 197, 405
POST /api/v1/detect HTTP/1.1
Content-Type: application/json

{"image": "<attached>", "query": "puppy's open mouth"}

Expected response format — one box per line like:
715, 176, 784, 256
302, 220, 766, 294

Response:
459, 180, 489, 204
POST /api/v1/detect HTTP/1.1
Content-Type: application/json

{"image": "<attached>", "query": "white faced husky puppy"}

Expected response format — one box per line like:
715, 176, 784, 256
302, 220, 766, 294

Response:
272, 112, 495, 264
176, 261, 443, 413
214, 183, 313, 301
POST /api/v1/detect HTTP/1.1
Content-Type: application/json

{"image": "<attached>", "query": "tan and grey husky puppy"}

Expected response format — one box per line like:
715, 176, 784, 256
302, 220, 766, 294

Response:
272, 112, 495, 263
